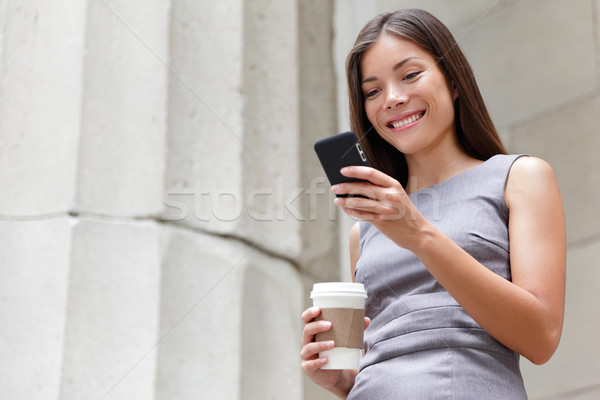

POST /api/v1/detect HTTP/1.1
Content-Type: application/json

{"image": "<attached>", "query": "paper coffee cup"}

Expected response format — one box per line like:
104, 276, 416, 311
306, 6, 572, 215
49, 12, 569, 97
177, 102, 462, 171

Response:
310, 282, 367, 370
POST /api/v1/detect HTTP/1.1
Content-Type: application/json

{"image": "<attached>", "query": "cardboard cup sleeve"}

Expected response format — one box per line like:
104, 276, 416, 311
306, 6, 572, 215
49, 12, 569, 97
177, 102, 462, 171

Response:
314, 308, 365, 349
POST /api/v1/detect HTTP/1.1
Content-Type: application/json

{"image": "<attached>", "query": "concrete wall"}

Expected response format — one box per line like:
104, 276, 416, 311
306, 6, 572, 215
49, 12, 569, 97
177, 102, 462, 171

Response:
1, 0, 597, 399
333, 1, 600, 399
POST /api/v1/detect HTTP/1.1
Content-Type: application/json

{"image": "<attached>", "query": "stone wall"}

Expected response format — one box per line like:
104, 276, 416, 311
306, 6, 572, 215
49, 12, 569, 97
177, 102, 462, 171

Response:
334, 1, 600, 399
0, 1, 337, 399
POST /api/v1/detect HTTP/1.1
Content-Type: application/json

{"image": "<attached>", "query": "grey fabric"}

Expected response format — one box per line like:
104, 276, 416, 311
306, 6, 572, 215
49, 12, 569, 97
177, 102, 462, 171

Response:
348, 154, 528, 399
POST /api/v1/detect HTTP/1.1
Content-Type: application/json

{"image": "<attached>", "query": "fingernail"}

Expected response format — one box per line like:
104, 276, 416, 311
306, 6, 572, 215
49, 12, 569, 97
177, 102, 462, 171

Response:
340, 167, 348, 174
331, 185, 338, 192
327, 340, 335, 348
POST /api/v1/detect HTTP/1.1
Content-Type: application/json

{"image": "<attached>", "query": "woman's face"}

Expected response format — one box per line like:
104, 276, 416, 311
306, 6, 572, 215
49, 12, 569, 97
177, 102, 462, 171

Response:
360, 34, 457, 157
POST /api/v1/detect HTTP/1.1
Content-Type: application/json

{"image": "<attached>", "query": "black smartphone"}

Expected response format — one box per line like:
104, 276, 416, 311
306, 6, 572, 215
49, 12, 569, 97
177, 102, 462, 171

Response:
314, 131, 372, 197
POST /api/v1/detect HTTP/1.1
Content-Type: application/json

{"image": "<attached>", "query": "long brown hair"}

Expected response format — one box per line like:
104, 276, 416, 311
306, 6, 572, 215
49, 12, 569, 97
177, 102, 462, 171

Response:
346, 9, 506, 187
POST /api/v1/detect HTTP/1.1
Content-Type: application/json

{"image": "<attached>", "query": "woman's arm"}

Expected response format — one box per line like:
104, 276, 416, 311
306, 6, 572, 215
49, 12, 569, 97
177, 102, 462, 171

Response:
333, 157, 566, 364
349, 222, 361, 282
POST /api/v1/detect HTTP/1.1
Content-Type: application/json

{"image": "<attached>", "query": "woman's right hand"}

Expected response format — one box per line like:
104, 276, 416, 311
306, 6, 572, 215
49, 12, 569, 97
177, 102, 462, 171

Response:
300, 306, 342, 389
300, 306, 370, 396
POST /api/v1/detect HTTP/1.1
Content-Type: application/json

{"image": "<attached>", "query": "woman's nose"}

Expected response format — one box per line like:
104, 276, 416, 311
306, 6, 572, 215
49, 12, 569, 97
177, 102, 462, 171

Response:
384, 87, 408, 110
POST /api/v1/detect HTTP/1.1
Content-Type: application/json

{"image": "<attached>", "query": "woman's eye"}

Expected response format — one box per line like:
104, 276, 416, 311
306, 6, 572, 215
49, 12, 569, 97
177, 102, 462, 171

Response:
404, 71, 421, 80
364, 89, 381, 99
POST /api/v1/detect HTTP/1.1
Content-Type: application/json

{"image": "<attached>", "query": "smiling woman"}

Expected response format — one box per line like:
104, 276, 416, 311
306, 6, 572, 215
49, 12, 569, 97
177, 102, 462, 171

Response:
300, 8, 566, 400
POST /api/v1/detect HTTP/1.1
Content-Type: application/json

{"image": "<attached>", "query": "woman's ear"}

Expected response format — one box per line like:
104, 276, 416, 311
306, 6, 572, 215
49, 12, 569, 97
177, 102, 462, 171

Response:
452, 83, 458, 100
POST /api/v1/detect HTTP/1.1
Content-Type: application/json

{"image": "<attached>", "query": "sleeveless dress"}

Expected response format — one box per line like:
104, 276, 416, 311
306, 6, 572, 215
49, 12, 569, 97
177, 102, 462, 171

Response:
348, 154, 528, 400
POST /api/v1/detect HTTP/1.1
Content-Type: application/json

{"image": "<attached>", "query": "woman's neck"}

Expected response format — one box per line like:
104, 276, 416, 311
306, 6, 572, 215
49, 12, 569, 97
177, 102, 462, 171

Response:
404, 142, 482, 194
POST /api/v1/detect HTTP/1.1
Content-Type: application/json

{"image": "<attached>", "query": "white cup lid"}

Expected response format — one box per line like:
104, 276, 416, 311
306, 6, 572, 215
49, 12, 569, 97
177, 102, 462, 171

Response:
310, 282, 367, 298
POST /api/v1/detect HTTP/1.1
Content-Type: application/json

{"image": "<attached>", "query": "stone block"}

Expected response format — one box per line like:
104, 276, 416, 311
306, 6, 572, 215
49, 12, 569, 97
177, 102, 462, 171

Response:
163, 0, 245, 232
60, 218, 161, 399
459, 0, 595, 127
521, 240, 600, 398
165, 1, 300, 247
0, 217, 71, 399
513, 94, 600, 245
156, 225, 304, 400
0, 1, 85, 215
241, 242, 304, 400
164, 0, 340, 280
243, 0, 339, 279
155, 226, 245, 400
75, 0, 169, 217
240, 0, 302, 252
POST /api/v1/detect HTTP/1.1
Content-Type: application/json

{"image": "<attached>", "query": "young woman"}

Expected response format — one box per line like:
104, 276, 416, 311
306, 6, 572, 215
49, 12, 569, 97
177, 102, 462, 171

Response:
300, 9, 565, 399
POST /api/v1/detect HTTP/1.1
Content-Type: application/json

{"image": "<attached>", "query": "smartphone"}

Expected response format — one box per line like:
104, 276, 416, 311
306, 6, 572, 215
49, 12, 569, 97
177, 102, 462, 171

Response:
314, 131, 372, 196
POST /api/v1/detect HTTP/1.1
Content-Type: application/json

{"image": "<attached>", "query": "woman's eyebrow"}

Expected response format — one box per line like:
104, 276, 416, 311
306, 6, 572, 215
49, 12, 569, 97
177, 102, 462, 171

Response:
361, 56, 420, 85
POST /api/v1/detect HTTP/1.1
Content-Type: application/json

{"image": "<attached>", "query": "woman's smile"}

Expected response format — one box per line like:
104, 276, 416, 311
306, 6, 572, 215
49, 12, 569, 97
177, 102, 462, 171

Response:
386, 110, 425, 130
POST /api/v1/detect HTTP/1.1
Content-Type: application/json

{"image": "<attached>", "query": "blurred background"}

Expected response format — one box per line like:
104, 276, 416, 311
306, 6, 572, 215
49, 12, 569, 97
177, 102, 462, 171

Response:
0, 0, 598, 399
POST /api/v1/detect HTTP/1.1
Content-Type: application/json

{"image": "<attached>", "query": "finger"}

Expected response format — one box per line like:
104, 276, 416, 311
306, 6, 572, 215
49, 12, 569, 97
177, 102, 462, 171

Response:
301, 306, 320, 324
364, 317, 370, 330
332, 181, 408, 209
301, 320, 332, 347
331, 180, 377, 197
336, 195, 402, 217
301, 356, 329, 373
300, 340, 335, 361
334, 195, 379, 212
340, 166, 400, 188
340, 205, 377, 221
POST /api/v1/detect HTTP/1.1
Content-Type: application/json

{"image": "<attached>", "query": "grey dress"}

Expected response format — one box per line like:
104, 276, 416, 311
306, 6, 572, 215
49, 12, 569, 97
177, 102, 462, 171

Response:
348, 154, 528, 400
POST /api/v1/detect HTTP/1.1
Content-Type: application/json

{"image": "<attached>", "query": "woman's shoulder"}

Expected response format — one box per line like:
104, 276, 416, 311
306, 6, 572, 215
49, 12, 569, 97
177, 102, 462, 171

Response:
507, 156, 556, 185
505, 156, 559, 208
509, 155, 553, 172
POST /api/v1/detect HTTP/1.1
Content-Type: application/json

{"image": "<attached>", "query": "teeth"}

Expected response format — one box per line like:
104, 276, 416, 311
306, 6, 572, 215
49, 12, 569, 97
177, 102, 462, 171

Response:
391, 113, 422, 128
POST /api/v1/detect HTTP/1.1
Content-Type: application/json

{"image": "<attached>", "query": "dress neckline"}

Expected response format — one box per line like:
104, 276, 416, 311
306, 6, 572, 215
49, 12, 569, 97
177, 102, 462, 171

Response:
407, 154, 503, 196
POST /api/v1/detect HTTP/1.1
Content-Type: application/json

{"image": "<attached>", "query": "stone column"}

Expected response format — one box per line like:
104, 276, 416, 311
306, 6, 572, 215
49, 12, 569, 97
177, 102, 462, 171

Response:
0, 1, 84, 216
0, 1, 85, 399
160, 0, 338, 399
75, 0, 169, 216
0, 219, 72, 399
57, 0, 170, 399
59, 219, 162, 399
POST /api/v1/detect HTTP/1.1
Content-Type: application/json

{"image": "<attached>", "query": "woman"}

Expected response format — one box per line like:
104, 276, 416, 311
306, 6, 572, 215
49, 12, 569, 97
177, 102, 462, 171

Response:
300, 9, 565, 399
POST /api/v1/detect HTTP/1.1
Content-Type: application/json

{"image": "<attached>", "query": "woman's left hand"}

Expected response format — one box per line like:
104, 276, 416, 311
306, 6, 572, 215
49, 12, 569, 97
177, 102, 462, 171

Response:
331, 166, 429, 251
